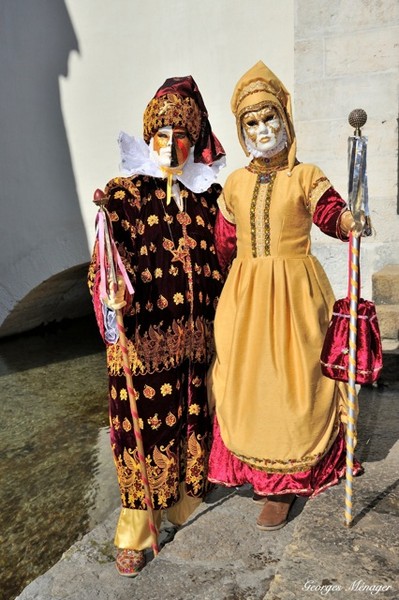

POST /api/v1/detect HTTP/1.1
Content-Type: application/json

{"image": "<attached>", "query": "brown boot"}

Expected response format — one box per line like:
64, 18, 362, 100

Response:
256, 494, 296, 531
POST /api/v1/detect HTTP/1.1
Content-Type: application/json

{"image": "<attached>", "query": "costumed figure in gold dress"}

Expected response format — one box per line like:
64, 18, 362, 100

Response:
207, 61, 362, 531
88, 76, 225, 575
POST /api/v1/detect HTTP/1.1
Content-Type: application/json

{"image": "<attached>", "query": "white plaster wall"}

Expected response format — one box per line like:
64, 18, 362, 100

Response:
61, 0, 294, 249
1, 0, 397, 336
295, 0, 399, 299
0, 0, 294, 336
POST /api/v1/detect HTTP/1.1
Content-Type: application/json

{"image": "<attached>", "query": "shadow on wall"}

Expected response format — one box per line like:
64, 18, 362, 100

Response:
0, 1, 91, 338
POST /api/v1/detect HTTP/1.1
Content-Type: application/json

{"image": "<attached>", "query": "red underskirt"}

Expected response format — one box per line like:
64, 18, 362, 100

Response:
208, 417, 362, 498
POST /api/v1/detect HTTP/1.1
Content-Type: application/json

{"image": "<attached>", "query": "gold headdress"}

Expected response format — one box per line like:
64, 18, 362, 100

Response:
143, 75, 225, 166
143, 93, 202, 146
231, 61, 297, 173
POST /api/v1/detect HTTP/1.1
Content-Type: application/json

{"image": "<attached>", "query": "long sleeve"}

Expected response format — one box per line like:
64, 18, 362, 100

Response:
214, 210, 237, 274
87, 178, 138, 343
312, 187, 350, 241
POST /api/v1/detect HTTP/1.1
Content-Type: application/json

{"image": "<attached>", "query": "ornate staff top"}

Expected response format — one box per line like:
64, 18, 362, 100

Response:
348, 108, 367, 136
347, 108, 371, 235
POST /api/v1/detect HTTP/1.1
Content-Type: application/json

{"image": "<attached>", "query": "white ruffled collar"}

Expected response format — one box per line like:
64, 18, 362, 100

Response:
118, 131, 226, 194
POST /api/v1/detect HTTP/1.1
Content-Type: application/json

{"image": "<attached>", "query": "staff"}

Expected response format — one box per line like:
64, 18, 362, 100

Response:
93, 188, 159, 555
344, 108, 370, 527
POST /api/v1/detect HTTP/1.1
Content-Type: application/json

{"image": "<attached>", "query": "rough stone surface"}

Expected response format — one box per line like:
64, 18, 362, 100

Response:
373, 265, 399, 306
15, 383, 399, 600
375, 304, 399, 339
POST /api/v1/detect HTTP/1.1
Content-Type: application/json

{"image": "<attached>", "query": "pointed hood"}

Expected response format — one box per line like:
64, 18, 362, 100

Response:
231, 61, 297, 173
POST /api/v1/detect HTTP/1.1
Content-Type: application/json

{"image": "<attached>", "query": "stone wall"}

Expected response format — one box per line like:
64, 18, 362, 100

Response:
294, 0, 399, 299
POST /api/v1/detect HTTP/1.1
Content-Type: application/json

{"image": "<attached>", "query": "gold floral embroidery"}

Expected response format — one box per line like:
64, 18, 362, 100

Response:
141, 268, 152, 283
173, 292, 184, 305
122, 418, 132, 432
114, 448, 146, 509
189, 404, 201, 415
147, 441, 179, 508
106, 317, 214, 376
112, 415, 121, 430
148, 414, 162, 430
114, 190, 126, 200
200, 240, 207, 250
196, 216, 205, 227
105, 177, 142, 207
186, 433, 206, 495
192, 376, 202, 387
154, 268, 163, 278
157, 295, 168, 309
147, 215, 159, 226
155, 189, 166, 199
165, 412, 177, 427
120, 388, 127, 401
111, 386, 117, 400
160, 383, 172, 396
176, 212, 191, 226
143, 385, 156, 399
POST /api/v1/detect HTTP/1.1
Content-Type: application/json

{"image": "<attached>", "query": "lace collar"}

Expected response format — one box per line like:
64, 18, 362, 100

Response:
117, 131, 226, 193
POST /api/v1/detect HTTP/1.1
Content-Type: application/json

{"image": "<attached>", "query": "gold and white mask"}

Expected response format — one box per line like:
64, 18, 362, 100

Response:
152, 126, 192, 169
242, 106, 287, 158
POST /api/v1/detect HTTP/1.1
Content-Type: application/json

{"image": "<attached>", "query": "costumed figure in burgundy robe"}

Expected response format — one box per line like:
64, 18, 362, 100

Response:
88, 76, 225, 575
207, 61, 362, 531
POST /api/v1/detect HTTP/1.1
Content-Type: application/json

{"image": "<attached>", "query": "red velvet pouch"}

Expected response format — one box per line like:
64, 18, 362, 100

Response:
320, 233, 383, 384
320, 296, 383, 384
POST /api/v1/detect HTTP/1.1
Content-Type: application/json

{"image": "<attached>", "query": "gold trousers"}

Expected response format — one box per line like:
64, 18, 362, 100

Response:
114, 484, 202, 550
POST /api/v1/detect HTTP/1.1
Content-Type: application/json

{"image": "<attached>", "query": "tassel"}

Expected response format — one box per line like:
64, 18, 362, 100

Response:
166, 172, 173, 205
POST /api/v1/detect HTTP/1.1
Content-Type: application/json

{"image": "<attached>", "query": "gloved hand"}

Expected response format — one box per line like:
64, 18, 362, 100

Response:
104, 277, 126, 310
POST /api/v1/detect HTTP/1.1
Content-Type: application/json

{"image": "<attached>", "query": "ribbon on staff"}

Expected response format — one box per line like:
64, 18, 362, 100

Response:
95, 208, 134, 307
344, 110, 369, 528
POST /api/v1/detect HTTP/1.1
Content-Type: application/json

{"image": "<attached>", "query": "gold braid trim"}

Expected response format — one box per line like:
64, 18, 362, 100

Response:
232, 418, 341, 473
307, 177, 332, 214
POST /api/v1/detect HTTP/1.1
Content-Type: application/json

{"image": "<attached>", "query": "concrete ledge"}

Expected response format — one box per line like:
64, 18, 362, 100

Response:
15, 487, 302, 600
16, 388, 399, 600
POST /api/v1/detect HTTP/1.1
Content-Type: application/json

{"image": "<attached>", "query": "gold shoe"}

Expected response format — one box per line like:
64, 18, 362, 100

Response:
115, 549, 145, 577
256, 494, 296, 531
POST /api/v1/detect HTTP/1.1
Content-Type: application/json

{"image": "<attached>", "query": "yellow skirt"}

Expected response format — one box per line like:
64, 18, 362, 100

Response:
209, 255, 350, 474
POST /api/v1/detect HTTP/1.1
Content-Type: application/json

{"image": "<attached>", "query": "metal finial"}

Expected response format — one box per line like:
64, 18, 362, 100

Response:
93, 188, 109, 207
348, 108, 367, 135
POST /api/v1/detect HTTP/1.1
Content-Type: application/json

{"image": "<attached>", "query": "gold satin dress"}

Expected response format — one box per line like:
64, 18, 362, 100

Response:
210, 163, 349, 474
